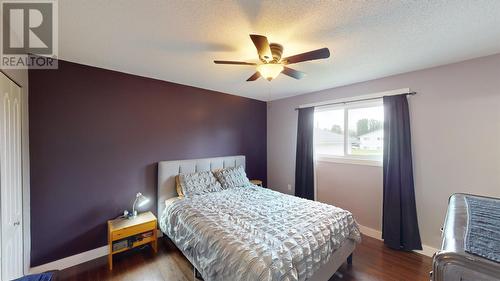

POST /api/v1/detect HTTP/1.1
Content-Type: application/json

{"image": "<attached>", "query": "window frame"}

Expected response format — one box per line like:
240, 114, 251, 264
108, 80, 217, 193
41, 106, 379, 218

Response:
314, 99, 384, 166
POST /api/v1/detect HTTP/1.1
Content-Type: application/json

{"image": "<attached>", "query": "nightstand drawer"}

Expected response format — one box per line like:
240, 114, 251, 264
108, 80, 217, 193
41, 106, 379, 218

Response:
111, 221, 156, 240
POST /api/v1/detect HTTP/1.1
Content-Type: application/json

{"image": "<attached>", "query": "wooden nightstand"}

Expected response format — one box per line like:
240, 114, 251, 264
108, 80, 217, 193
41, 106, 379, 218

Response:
107, 211, 158, 270
250, 179, 263, 186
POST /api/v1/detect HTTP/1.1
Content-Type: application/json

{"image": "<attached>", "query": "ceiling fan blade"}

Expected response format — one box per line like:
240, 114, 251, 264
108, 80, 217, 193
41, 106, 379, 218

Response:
249, 34, 273, 61
246, 72, 261, 81
282, 67, 305, 80
214, 60, 256, 65
283, 48, 330, 65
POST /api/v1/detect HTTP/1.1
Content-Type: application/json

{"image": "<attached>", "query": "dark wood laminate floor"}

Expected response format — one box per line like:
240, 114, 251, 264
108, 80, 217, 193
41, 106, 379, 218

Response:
58, 235, 432, 281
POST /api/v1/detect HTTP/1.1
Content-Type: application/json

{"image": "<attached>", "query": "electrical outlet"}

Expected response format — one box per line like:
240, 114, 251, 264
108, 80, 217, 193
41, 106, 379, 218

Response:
287, 184, 292, 191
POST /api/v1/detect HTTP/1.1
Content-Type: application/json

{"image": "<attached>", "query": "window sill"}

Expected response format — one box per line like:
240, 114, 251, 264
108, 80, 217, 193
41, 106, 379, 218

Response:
315, 156, 382, 167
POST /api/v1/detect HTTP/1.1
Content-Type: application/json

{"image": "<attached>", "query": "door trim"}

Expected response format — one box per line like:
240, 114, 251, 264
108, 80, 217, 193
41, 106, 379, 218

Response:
21, 77, 30, 275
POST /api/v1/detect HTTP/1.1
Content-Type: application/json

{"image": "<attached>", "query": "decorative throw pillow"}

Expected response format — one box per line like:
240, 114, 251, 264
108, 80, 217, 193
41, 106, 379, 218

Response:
175, 175, 184, 197
178, 171, 223, 197
213, 166, 250, 189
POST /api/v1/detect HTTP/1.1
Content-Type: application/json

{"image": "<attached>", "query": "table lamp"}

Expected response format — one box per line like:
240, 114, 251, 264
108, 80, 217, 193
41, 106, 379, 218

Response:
127, 192, 149, 219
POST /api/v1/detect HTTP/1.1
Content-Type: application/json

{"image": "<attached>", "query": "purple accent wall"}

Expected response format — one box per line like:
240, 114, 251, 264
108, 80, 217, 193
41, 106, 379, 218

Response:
28, 60, 267, 266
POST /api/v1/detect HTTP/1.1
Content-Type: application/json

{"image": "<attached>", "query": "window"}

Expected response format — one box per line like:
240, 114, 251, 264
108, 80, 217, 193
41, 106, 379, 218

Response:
313, 108, 344, 156
314, 100, 384, 164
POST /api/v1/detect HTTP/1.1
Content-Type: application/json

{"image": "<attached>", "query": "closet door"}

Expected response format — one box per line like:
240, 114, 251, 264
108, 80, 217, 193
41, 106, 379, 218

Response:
0, 72, 23, 280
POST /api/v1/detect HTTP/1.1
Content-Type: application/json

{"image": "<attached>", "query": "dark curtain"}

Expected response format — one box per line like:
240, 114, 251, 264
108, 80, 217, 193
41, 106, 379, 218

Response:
295, 107, 315, 200
382, 94, 422, 251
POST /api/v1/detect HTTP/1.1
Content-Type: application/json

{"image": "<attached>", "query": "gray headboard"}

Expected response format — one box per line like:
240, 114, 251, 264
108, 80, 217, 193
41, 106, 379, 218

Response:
157, 155, 245, 215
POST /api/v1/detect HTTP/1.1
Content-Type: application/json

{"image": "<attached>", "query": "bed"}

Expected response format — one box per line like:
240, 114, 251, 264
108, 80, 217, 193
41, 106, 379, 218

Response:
157, 155, 361, 281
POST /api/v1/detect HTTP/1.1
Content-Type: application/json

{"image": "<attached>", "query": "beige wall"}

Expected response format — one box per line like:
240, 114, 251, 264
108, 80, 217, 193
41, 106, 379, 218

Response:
316, 161, 383, 230
267, 53, 500, 249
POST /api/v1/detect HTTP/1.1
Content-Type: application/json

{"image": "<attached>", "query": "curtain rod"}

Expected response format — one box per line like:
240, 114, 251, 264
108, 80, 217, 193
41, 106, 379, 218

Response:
294, 91, 417, 110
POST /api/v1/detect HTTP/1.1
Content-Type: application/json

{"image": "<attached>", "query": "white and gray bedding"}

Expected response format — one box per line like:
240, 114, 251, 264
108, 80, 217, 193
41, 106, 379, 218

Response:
160, 184, 361, 281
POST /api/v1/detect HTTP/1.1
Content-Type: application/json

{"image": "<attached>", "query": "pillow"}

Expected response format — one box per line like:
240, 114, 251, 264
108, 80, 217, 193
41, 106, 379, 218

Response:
213, 166, 250, 189
175, 175, 184, 197
177, 171, 223, 197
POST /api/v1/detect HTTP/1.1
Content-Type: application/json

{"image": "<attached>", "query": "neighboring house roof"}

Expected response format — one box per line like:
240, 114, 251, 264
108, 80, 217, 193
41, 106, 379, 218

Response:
314, 128, 362, 145
314, 128, 343, 143
358, 129, 383, 139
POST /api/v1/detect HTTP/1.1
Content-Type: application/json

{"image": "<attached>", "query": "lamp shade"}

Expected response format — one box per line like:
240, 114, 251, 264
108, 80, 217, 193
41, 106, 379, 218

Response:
257, 63, 284, 81
136, 193, 149, 207
130, 192, 149, 218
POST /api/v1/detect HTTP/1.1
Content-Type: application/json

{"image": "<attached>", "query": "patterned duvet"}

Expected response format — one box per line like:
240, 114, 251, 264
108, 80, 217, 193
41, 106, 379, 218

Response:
160, 185, 361, 281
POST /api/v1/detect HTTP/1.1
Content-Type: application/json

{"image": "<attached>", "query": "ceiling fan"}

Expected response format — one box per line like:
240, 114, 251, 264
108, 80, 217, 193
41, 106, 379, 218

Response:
214, 34, 330, 81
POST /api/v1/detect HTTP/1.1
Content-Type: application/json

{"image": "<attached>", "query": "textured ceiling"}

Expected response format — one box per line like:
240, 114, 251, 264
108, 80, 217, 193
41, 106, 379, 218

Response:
58, 1, 500, 101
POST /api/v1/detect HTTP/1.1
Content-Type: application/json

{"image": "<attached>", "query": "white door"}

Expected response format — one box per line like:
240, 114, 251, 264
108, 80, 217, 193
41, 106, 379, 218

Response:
0, 72, 23, 280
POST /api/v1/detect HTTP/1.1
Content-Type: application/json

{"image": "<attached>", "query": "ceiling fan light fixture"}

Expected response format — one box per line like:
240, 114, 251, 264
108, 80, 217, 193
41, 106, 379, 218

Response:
214, 34, 330, 82
257, 63, 284, 81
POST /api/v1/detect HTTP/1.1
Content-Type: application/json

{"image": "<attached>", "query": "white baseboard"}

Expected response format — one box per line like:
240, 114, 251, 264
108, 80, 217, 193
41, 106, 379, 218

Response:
29, 245, 108, 274
358, 224, 438, 258
358, 225, 382, 239
417, 244, 439, 258
29, 231, 164, 274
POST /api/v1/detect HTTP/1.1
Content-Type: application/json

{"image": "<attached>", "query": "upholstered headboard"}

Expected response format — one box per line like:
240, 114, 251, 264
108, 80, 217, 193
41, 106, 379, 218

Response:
157, 155, 245, 215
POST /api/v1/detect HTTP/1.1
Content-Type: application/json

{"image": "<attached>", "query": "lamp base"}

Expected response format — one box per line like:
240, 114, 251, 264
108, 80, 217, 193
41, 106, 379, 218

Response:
125, 210, 138, 219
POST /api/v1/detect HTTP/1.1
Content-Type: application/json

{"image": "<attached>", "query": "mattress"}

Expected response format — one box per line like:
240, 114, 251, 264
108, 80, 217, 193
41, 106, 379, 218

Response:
160, 185, 361, 281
